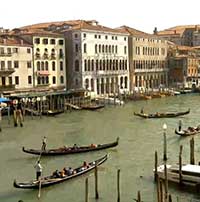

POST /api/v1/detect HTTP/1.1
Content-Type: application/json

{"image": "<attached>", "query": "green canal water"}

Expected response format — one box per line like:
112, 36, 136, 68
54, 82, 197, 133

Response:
1, 94, 200, 202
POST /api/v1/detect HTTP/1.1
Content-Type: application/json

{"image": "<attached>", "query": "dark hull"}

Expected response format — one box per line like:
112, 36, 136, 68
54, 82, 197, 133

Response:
81, 104, 105, 110
134, 109, 190, 118
175, 129, 200, 136
42, 110, 64, 116
22, 137, 119, 156
13, 154, 107, 189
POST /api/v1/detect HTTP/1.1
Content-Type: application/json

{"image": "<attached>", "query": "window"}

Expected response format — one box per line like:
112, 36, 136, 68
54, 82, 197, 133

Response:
34, 38, 40, 44
14, 61, 19, 68
58, 39, 64, 45
75, 44, 78, 52
60, 61, 63, 71
52, 61, 56, 71
52, 76, 56, 84
50, 39, 55, 44
27, 48, 31, 53
28, 76, 32, 84
98, 35, 101, 39
105, 35, 108, 40
7, 48, 12, 54
7, 61, 12, 69
95, 44, 98, 53
83, 33, 86, 38
124, 46, 127, 54
37, 61, 40, 71
8, 77, 12, 85
13, 48, 18, 53
0, 47, 4, 54
60, 76, 64, 84
74, 33, 78, 38
115, 36, 118, 40
83, 44, 87, 53
124, 37, 127, 41
94, 35, 97, 39
43, 38, 48, 44
27, 61, 32, 68
45, 61, 48, 70
75, 60, 79, 72
2, 77, 5, 85
15, 76, 19, 85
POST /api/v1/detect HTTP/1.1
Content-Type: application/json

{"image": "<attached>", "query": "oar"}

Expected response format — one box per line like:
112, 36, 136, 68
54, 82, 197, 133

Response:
38, 177, 42, 199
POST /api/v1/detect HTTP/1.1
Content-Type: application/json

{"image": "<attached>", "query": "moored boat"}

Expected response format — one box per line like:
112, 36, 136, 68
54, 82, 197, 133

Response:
134, 109, 190, 118
42, 110, 64, 116
14, 154, 108, 189
22, 137, 119, 156
155, 164, 200, 188
81, 104, 105, 110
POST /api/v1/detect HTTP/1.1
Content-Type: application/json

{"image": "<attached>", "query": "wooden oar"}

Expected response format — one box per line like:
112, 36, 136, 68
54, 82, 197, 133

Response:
38, 177, 42, 199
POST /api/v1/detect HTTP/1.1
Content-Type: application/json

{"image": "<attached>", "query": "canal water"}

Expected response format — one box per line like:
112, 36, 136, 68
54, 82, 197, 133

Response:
1, 94, 200, 202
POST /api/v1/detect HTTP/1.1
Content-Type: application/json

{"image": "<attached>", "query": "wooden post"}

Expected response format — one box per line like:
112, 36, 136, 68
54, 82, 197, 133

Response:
94, 164, 99, 199
157, 176, 161, 202
163, 130, 167, 161
160, 180, 163, 202
85, 178, 89, 202
137, 191, 141, 202
117, 169, 120, 202
179, 145, 183, 185
164, 164, 168, 201
154, 151, 158, 181
190, 137, 195, 165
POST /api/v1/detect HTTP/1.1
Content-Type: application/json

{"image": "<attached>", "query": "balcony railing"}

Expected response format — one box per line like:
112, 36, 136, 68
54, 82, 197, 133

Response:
0, 84, 15, 90
0, 52, 12, 57
35, 53, 41, 59
0, 68, 15, 75
37, 70, 50, 76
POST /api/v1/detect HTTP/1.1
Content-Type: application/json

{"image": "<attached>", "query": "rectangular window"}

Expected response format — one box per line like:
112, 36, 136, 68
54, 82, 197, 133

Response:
13, 48, 18, 53
1, 61, 5, 69
60, 61, 63, 71
84, 44, 87, 53
34, 38, 40, 44
124, 46, 127, 54
15, 76, 19, 85
0, 47, 4, 54
28, 76, 32, 84
27, 48, 31, 53
43, 38, 48, 45
7, 48, 12, 54
83, 33, 86, 38
50, 39, 55, 44
8, 77, 12, 85
14, 61, 19, 68
59, 39, 64, 45
7, 61, 12, 69
27, 61, 32, 68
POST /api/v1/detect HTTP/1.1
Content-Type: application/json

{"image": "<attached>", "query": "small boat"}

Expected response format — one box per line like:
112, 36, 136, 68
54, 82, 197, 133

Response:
134, 109, 190, 118
175, 126, 200, 136
81, 104, 105, 110
13, 154, 107, 189
42, 110, 64, 116
155, 164, 200, 188
22, 137, 119, 156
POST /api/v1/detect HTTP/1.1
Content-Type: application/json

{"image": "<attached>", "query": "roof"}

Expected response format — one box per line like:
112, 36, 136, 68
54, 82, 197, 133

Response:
0, 35, 32, 46
116, 25, 153, 37
20, 20, 128, 35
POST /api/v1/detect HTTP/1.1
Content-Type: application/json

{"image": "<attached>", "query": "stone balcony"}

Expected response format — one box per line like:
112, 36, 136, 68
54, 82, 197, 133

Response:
0, 68, 15, 76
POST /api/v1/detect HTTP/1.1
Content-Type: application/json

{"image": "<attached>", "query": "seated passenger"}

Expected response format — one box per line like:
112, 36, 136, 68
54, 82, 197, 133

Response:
52, 170, 60, 178
91, 143, 97, 148
83, 161, 89, 168
67, 167, 73, 175
60, 169, 66, 177
73, 144, 78, 149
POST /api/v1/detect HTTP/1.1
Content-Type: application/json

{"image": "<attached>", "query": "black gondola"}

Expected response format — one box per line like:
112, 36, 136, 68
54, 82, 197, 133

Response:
42, 110, 64, 116
22, 137, 119, 156
134, 109, 190, 118
13, 154, 107, 189
81, 104, 105, 110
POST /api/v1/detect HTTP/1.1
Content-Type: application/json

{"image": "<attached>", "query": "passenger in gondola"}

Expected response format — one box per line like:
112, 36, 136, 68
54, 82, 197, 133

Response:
52, 170, 60, 178
83, 161, 89, 169
140, 107, 144, 114
67, 167, 73, 175
73, 143, 78, 149
60, 169, 66, 178
91, 143, 97, 148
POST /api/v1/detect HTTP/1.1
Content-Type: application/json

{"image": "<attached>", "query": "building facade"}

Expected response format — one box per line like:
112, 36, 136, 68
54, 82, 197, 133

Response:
0, 35, 33, 94
119, 26, 168, 92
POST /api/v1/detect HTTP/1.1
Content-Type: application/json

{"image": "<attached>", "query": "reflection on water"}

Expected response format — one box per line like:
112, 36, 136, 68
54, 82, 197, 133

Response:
1, 94, 200, 201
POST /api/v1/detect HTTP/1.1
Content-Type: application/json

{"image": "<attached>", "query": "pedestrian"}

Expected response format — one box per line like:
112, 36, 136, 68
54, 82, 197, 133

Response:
42, 136, 47, 150
34, 160, 43, 180
178, 120, 182, 131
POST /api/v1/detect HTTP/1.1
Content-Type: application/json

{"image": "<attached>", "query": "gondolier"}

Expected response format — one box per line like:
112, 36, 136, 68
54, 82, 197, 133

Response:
42, 136, 47, 150
178, 120, 182, 131
34, 160, 43, 180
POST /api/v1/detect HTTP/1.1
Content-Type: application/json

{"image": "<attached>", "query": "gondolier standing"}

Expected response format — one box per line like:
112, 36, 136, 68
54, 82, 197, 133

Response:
34, 160, 43, 180
178, 120, 182, 131
42, 136, 47, 150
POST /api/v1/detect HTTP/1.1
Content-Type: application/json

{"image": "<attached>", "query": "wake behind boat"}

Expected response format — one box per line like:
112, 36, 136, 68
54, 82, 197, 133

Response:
22, 137, 119, 156
14, 154, 107, 189
134, 109, 190, 118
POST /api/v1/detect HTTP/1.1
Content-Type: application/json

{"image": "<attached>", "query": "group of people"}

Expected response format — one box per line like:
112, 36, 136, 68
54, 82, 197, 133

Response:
178, 120, 200, 132
52, 167, 75, 178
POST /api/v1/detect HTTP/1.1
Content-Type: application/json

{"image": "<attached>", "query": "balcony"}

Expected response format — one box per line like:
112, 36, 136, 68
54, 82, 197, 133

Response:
0, 68, 15, 76
37, 70, 50, 76
0, 84, 15, 91
43, 53, 49, 59
35, 53, 41, 60
0, 52, 12, 57
50, 53, 56, 60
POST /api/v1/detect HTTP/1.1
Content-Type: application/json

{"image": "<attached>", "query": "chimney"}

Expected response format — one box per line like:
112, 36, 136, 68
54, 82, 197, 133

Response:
153, 27, 158, 35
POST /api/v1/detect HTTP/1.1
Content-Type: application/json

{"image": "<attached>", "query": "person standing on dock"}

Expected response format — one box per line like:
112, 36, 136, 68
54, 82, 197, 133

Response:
178, 120, 182, 131
34, 160, 43, 180
42, 136, 47, 150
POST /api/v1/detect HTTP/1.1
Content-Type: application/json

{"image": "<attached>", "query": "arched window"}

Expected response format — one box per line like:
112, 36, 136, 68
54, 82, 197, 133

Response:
45, 61, 48, 70
125, 76, 128, 88
84, 60, 87, 71
52, 76, 56, 84
91, 60, 94, 71
99, 45, 101, 53
96, 60, 99, 71
85, 78, 89, 89
88, 60, 90, 71
95, 44, 98, 53
105, 45, 108, 53
60, 76, 64, 84
37, 76, 41, 85
52, 61, 56, 71
37, 61, 40, 71
102, 45, 105, 53
84, 44, 87, 53
99, 60, 102, 70
41, 62, 44, 71
91, 79, 94, 91
75, 60, 79, 72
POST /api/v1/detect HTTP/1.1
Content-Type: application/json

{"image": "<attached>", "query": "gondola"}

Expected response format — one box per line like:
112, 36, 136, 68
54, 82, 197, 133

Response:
81, 104, 105, 110
175, 127, 200, 136
134, 109, 190, 118
13, 154, 107, 189
42, 110, 64, 116
22, 137, 119, 156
